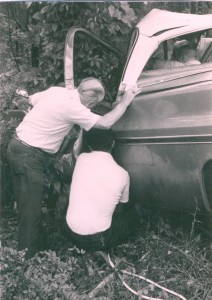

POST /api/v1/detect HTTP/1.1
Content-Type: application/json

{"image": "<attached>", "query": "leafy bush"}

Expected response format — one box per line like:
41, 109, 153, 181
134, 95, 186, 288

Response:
24, 2, 138, 87
1, 247, 82, 299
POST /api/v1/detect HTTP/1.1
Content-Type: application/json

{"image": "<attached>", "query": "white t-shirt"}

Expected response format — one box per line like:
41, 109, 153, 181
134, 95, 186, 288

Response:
66, 151, 130, 235
16, 87, 100, 153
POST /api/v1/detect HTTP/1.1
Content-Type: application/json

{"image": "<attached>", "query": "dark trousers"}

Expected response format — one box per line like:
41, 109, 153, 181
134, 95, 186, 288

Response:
65, 208, 139, 252
7, 137, 53, 258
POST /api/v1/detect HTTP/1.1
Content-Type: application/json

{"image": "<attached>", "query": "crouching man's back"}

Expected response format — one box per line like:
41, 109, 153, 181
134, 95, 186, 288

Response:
65, 128, 138, 251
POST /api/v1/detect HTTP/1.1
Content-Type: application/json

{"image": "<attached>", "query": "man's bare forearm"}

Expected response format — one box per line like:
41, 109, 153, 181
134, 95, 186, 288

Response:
94, 101, 128, 129
94, 89, 135, 129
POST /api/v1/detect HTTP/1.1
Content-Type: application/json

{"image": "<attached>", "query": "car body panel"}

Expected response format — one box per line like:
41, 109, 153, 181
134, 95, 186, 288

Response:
64, 9, 212, 215
136, 8, 212, 37
113, 67, 212, 214
114, 142, 212, 213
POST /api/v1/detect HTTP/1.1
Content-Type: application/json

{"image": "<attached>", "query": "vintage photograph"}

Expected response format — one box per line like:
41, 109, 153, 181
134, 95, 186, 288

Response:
0, 1, 212, 299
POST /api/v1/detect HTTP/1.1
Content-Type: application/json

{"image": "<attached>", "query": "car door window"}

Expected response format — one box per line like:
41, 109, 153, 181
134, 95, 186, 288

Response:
64, 27, 124, 111
73, 31, 123, 104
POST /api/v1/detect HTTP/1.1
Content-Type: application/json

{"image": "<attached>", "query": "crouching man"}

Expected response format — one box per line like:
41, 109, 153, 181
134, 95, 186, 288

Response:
65, 128, 139, 251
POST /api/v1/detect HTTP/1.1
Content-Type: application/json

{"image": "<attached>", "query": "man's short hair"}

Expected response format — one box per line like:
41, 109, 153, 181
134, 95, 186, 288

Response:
84, 128, 114, 152
78, 77, 105, 102
173, 45, 199, 62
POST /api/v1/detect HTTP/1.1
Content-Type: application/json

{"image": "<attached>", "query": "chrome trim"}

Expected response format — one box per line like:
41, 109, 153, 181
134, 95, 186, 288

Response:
117, 133, 212, 140
137, 70, 212, 90
117, 141, 212, 145
116, 133, 212, 145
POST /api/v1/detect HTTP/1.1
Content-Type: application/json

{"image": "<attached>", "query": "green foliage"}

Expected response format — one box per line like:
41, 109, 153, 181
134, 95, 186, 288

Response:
0, 66, 43, 208
73, 32, 122, 102
26, 2, 137, 87
1, 1, 212, 90
1, 247, 82, 300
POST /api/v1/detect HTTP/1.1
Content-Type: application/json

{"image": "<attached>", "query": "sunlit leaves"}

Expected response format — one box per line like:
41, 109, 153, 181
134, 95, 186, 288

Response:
108, 3, 137, 27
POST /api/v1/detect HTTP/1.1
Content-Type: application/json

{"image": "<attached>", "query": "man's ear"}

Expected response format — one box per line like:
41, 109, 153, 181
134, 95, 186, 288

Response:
98, 91, 105, 102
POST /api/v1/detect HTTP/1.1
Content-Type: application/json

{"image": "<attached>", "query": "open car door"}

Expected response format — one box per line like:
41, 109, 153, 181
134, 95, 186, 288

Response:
64, 27, 124, 114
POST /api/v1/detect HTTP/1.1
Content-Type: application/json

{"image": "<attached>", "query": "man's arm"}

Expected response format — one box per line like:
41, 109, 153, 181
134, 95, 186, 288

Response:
93, 89, 136, 129
114, 173, 130, 214
114, 202, 128, 214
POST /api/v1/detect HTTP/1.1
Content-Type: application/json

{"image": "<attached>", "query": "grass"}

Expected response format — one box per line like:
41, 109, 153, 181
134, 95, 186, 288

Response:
1, 207, 212, 300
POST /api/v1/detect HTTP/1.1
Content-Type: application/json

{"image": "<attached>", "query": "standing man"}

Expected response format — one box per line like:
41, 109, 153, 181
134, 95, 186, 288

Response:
7, 77, 136, 259
66, 128, 139, 251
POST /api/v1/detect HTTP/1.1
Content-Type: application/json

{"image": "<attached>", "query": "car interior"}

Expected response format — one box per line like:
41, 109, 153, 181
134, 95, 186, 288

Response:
143, 28, 212, 74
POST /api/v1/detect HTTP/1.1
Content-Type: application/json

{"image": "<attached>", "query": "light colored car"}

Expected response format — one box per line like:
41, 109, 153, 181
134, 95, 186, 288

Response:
65, 9, 212, 217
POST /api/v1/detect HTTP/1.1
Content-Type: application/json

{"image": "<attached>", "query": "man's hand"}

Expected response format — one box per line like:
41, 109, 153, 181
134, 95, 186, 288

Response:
115, 84, 138, 107
16, 89, 29, 98
121, 87, 137, 107
94, 85, 137, 129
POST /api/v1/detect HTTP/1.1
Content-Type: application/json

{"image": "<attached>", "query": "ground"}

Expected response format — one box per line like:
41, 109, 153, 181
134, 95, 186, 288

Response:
1, 207, 212, 300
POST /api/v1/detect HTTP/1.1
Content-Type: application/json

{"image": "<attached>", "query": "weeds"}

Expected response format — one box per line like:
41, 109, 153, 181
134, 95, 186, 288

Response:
1, 208, 211, 300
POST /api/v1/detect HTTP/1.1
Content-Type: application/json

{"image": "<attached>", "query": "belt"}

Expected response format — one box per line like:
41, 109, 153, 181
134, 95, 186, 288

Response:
13, 134, 54, 157
66, 221, 110, 239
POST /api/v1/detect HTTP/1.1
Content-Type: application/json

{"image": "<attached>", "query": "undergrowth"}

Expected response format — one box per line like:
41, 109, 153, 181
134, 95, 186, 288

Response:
1, 209, 211, 300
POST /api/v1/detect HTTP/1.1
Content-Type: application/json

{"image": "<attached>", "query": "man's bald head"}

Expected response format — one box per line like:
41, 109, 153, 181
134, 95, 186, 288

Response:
78, 77, 105, 109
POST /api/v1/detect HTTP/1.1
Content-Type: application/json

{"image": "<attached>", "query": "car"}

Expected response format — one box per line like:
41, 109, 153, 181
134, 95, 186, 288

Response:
64, 8, 212, 218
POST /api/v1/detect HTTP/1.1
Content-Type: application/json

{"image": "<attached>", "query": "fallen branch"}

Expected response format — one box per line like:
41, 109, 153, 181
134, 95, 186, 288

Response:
88, 273, 114, 299
116, 272, 163, 300
108, 254, 188, 300
107, 254, 163, 300
89, 253, 188, 300
120, 269, 188, 300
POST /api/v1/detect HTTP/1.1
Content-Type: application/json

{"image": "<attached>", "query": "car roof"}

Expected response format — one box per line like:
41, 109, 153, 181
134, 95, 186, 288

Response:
136, 9, 212, 37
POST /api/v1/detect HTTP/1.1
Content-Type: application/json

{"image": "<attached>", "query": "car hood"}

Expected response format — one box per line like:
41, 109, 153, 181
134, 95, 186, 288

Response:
136, 8, 212, 37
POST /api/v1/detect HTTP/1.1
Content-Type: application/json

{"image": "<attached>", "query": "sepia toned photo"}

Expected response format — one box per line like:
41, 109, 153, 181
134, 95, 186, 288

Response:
1, 1, 212, 299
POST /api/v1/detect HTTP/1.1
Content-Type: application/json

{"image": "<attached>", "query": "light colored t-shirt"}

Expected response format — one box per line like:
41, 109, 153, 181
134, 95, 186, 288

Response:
16, 87, 100, 153
66, 151, 130, 235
